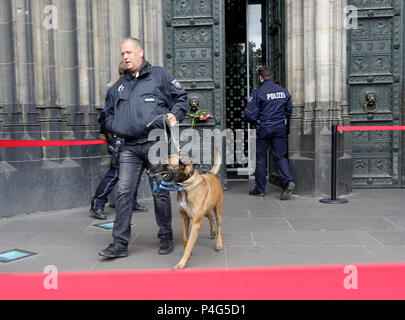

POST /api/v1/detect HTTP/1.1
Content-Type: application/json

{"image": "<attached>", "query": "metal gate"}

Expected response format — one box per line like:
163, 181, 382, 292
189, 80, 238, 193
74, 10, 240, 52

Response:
266, 0, 285, 86
223, 0, 285, 182
163, 0, 226, 183
266, 0, 286, 187
348, 0, 403, 188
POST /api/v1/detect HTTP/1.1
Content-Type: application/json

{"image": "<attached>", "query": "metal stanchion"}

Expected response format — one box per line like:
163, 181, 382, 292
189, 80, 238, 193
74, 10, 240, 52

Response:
320, 124, 348, 204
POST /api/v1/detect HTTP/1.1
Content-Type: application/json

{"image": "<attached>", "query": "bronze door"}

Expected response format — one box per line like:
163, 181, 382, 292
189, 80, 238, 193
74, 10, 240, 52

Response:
164, 0, 226, 183
348, 0, 403, 188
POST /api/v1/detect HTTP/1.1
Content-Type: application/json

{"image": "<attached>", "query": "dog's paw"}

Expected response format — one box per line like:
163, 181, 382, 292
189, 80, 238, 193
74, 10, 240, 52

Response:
173, 261, 186, 270
209, 232, 216, 239
215, 246, 224, 252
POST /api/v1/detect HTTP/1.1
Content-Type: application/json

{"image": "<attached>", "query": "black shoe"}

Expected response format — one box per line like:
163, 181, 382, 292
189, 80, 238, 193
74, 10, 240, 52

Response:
280, 181, 295, 200
108, 202, 116, 209
159, 238, 174, 255
132, 203, 149, 212
249, 189, 265, 197
99, 243, 128, 258
90, 208, 107, 220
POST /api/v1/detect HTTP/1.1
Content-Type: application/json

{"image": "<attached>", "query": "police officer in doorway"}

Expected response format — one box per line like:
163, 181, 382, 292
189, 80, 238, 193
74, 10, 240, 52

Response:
245, 66, 295, 200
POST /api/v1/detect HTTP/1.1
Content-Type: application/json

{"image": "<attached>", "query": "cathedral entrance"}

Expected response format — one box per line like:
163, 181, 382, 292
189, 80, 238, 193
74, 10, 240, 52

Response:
225, 0, 285, 181
163, 0, 285, 185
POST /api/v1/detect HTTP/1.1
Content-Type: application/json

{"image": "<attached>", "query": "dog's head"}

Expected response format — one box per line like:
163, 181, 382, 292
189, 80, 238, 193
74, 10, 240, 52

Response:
149, 153, 194, 184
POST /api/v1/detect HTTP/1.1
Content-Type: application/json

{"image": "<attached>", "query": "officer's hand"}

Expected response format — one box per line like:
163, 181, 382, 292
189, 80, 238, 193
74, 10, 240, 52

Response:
286, 118, 291, 135
105, 131, 113, 143
167, 113, 177, 127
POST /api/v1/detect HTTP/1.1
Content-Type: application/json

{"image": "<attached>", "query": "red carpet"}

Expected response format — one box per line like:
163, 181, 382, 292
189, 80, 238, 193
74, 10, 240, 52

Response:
1, 263, 405, 300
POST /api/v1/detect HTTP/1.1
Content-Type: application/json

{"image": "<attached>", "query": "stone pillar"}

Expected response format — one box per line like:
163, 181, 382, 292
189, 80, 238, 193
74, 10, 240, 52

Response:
76, 0, 96, 140
286, 0, 352, 197
55, 0, 79, 147
143, 0, 164, 66
13, 0, 38, 141
0, 0, 16, 167
32, 0, 64, 160
109, 0, 131, 77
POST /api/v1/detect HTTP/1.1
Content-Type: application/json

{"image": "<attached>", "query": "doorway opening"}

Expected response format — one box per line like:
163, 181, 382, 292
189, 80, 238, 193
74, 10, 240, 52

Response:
225, 0, 267, 180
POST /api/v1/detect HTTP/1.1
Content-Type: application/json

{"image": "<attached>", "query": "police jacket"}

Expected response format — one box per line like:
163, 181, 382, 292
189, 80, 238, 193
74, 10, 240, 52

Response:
98, 106, 123, 154
105, 60, 189, 144
245, 78, 292, 128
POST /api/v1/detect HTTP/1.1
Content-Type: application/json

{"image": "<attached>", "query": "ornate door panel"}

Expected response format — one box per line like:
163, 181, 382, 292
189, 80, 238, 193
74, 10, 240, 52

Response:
266, 0, 285, 86
266, 0, 286, 186
164, 0, 226, 181
348, 0, 403, 188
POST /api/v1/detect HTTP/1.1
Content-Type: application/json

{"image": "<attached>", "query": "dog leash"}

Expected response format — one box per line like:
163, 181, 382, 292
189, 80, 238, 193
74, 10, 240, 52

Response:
146, 114, 181, 152
147, 114, 183, 193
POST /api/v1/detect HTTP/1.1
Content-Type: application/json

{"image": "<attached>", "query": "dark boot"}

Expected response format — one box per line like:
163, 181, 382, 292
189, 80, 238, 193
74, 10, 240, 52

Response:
99, 243, 128, 258
159, 238, 174, 255
249, 189, 265, 197
90, 208, 107, 220
280, 181, 295, 200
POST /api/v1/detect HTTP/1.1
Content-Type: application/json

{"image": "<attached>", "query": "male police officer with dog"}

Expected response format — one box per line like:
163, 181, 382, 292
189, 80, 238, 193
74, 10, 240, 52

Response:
245, 66, 295, 200
99, 38, 188, 258
90, 61, 148, 220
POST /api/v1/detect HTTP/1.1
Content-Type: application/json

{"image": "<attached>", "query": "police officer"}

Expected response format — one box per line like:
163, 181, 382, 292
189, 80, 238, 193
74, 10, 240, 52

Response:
245, 66, 295, 200
99, 38, 189, 258
90, 62, 148, 220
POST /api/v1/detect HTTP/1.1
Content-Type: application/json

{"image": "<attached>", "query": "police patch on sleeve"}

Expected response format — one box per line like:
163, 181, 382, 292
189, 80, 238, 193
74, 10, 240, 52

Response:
171, 79, 182, 89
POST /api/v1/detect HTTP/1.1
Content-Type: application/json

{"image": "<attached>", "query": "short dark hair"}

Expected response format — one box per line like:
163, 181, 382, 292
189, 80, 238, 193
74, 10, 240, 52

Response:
258, 66, 273, 79
118, 61, 127, 76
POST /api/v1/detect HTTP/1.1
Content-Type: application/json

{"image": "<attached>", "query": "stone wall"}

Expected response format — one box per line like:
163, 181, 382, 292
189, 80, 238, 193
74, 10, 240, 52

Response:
0, 0, 164, 217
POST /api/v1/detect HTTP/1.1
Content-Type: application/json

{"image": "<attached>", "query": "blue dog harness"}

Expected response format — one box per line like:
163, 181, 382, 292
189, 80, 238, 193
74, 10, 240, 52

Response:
153, 181, 184, 193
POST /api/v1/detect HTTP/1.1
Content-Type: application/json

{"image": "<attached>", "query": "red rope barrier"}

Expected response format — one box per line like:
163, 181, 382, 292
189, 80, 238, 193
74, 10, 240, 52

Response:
2, 125, 404, 146
338, 126, 405, 132
0, 140, 107, 148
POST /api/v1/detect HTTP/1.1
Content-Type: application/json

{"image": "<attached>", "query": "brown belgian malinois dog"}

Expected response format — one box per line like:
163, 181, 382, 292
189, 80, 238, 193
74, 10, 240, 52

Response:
149, 150, 223, 269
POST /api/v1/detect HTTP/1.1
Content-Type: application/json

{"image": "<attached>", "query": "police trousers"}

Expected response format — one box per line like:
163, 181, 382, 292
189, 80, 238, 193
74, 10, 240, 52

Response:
112, 142, 172, 247
91, 165, 144, 211
255, 125, 294, 192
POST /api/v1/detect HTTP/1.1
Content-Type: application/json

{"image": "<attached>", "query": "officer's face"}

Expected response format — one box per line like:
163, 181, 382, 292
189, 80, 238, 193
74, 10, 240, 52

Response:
120, 40, 144, 75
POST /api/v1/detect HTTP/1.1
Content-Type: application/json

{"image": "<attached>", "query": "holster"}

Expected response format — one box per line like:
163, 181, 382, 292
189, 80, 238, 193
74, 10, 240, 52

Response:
109, 137, 121, 169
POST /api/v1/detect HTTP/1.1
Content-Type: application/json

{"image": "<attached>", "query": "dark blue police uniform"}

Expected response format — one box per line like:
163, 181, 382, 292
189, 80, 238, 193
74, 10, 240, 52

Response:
245, 78, 295, 197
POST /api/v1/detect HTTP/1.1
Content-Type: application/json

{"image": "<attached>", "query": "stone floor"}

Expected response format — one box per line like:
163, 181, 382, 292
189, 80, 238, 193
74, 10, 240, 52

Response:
1, 181, 405, 273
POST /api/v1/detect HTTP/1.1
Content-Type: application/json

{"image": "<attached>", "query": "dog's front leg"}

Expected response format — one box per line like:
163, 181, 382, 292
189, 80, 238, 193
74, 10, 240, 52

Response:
180, 212, 190, 248
173, 218, 203, 270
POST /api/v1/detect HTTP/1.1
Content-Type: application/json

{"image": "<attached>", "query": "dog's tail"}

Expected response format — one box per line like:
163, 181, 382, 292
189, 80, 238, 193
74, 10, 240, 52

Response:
210, 150, 221, 176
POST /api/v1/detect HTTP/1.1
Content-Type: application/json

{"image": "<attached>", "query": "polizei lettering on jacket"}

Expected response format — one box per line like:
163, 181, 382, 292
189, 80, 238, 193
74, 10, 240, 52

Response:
267, 92, 286, 100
